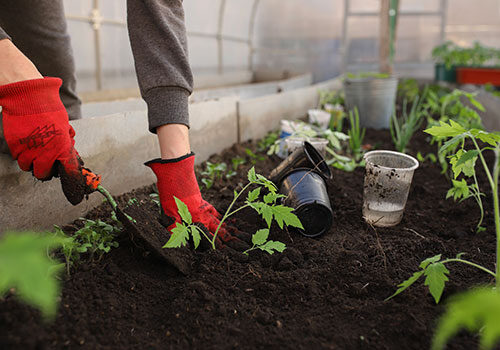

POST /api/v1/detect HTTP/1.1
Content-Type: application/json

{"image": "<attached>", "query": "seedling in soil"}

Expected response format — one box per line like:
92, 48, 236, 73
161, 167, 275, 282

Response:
150, 193, 160, 208
0, 232, 66, 319
257, 131, 279, 152
245, 148, 265, 164
390, 93, 425, 153
71, 218, 120, 262
416, 152, 437, 164
127, 198, 139, 206
387, 120, 500, 349
243, 229, 286, 255
226, 156, 246, 179
398, 78, 420, 103
164, 167, 303, 251
347, 107, 366, 162
201, 161, 227, 189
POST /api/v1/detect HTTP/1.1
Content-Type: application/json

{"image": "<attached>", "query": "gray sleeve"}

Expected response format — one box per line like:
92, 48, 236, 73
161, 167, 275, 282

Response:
127, 0, 193, 133
0, 26, 11, 41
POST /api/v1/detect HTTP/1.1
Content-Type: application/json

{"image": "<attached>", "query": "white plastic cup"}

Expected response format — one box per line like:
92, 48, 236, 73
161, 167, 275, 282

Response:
286, 137, 328, 156
308, 109, 331, 129
362, 150, 419, 227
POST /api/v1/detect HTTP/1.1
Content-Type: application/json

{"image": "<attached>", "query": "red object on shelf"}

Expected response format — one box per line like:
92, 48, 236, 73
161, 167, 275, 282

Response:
456, 67, 500, 86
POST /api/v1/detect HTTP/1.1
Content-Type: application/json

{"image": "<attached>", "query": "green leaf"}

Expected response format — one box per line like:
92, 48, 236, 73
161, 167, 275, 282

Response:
432, 287, 500, 350
247, 188, 261, 202
0, 232, 65, 319
270, 205, 304, 229
455, 149, 479, 168
474, 131, 500, 147
425, 120, 466, 138
438, 134, 465, 155
247, 167, 257, 182
252, 229, 269, 246
469, 97, 485, 112
263, 192, 282, 204
260, 204, 274, 228
163, 223, 190, 248
258, 240, 287, 255
191, 226, 202, 249
420, 254, 442, 269
424, 262, 450, 303
174, 197, 192, 225
446, 179, 470, 201
385, 270, 425, 301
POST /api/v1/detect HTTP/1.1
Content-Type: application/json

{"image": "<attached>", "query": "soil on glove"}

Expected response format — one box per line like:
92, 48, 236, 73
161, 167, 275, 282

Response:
1, 128, 498, 350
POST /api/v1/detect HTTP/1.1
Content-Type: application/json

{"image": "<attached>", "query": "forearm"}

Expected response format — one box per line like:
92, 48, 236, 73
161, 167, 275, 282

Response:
0, 39, 42, 86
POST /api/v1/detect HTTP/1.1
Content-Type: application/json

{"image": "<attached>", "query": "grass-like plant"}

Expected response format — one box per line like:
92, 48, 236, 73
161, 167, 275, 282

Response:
390, 94, 425, 153
386, 120, 500, 349
347, 107, 366, 162
164, 167, 303, 251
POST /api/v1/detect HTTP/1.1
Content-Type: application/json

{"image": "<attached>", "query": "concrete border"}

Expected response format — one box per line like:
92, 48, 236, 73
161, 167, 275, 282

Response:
0, 76, 342, 232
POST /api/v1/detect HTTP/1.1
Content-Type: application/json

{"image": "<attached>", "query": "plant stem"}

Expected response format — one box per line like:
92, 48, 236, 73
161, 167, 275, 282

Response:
97, 185, 117, 211
211, 182, 252, 249
442, 258, 496, 277
492, 147, 500, 289
472, 173, 485, 231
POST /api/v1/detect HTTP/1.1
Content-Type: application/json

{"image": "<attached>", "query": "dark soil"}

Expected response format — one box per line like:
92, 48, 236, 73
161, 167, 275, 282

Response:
1, 128, 498, 350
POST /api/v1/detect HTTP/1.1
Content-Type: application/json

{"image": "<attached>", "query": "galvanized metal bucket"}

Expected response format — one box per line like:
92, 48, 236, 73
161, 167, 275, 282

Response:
343, 77, 398, 129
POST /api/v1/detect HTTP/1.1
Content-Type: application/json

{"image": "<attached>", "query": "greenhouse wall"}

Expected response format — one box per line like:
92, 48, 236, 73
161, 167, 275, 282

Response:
63, 0, 500, 94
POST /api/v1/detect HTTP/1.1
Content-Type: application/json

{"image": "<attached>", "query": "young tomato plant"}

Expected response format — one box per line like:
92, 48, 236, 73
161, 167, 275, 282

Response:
387, 120, 500, 303
386, 120, 500, 350
164, 167, 303, 251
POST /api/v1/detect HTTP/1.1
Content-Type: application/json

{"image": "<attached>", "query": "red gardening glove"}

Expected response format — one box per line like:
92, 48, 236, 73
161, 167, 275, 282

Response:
0, 77, 101, 204
146, 153, 248, 250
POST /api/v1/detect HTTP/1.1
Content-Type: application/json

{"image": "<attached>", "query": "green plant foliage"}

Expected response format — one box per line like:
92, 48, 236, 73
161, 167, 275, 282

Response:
201, 161, 227, 189
432, 41, 500, 69
243, 229, 286, 255
164, 167, 301, 251
347, 107, 366, 161
318, 89, 345, 108
432, 288, 500, 350
257, 131, 279, 153
0, 232, 66, 319
390, 94, 425, 153
245, 148, 265, 164
398, 78, 420, 103
72, 218, 120, 262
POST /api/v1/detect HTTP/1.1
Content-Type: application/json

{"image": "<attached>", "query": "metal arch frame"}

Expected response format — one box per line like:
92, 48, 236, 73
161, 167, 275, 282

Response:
65, 0, 262, 91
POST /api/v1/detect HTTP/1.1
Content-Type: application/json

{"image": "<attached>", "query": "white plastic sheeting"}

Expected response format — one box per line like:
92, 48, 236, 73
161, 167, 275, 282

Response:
60, 0, 500, 92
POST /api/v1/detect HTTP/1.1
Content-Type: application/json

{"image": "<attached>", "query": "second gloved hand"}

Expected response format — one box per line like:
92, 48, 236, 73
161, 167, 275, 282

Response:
146, 153, 249, 250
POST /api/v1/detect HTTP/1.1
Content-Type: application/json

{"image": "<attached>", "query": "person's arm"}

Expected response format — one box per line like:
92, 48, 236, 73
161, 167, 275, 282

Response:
127, 1, 247, 248
0, 39, 42, 85
0, 38, 100, 204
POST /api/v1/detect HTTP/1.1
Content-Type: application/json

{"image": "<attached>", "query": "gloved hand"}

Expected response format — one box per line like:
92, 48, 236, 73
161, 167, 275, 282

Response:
146, 153, 249, 250
0, 77, 100, 204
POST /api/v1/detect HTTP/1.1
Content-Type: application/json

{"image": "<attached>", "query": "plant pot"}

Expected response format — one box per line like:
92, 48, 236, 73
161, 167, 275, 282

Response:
434, 63, 456, 83
456, 66, 500, 86
285, 137, 328, 157
308, 109, 331, 129
343, 76, 398, 129
362, 150, 419, 227
269, 141, 332, 185
279, 168, 333, 237
277, 120, 314, 159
